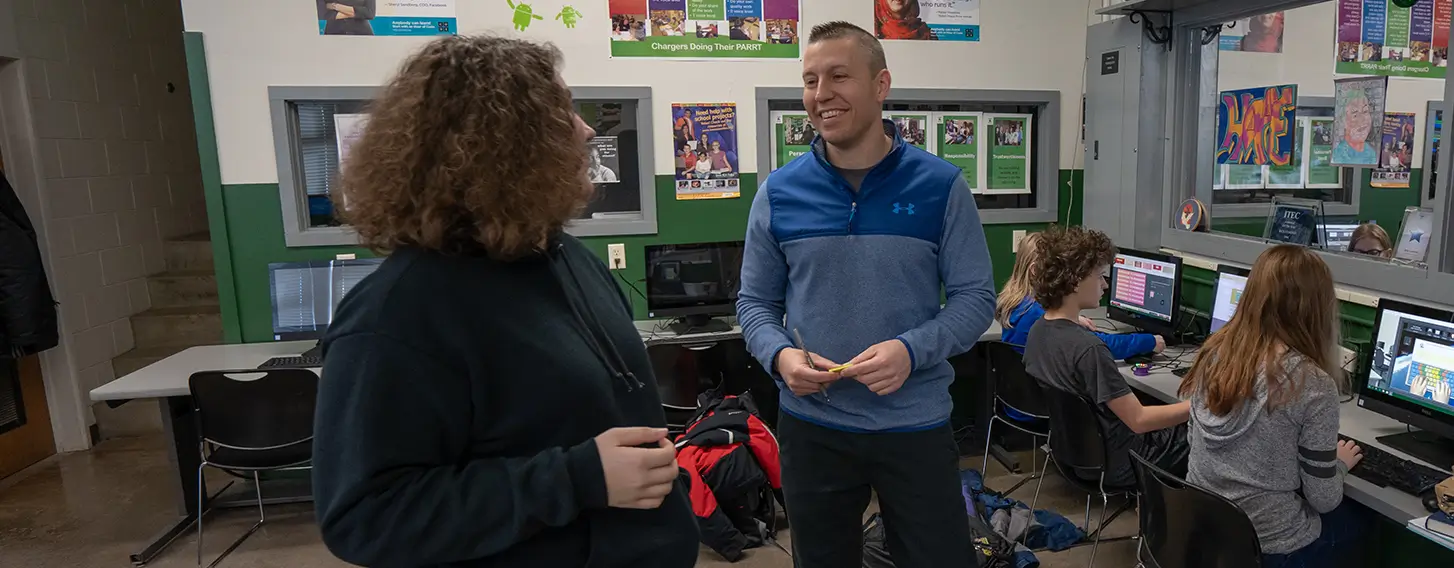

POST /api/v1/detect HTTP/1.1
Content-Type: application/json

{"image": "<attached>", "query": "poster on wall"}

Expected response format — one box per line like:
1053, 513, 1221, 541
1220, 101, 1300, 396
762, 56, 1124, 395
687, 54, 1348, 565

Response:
874, 0, 981, 42
1267, 117, 1307, 188
609, 0, 802, 59
1335, 0, 1450, 79
1220, 12, 1284, 53
770, 112, 815, 171
1395, 207, 1435, 262
318, 0, 456, 36
1372, 112, 1416, 188
1214, 84, 1297, 166
1225, 164, 1266, 189
1307, 117, 1343, 187
587, 137, 622, 184
1331, 76, 1389, 166
986, 114, 1031, 194
935, 113, 982, 191
885, 112, 932, 152
672, 103, 740, 200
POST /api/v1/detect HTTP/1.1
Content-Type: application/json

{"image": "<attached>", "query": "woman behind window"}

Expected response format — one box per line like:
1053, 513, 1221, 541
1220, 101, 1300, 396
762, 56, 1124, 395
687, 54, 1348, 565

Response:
311, 36, 698, 567
1179, 245, 1365, 567
1348, 222, 1394, 259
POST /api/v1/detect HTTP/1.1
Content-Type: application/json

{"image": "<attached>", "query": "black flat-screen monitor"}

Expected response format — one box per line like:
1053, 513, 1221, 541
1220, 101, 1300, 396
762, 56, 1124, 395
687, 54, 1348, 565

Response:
1107, 247, 1182, 338
268, 258, 383, 341
645, 241, 743, 333
1358, 297, 1454, 467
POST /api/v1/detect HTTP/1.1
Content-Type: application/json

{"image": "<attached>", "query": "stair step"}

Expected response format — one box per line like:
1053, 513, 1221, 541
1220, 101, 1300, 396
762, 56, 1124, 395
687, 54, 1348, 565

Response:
163, 235, 214, 273
131, 305, 222, 349
148, 271, 218, 309
111, 346, 188, 378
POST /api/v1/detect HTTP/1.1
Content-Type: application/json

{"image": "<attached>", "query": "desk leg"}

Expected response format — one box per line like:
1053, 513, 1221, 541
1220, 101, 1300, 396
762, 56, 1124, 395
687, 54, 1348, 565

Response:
129, 395, 210, 566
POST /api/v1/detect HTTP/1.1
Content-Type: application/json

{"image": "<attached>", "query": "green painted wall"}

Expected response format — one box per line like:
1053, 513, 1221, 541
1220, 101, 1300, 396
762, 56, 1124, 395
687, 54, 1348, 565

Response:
218, 171, 1083, 343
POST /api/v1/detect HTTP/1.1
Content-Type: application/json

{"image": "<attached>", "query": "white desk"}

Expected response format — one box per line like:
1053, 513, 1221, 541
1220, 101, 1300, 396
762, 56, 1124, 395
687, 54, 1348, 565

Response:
1119, 347, 1436, 523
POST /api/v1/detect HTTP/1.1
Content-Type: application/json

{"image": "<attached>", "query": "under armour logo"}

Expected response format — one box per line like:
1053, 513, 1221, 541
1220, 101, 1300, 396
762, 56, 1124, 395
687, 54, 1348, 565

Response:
892, 202, 916, 215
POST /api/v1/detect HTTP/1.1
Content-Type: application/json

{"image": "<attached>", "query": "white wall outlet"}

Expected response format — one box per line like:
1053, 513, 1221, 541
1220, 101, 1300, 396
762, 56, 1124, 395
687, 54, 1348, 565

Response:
607, 243, 626, 270
1012, 230, 1028, 253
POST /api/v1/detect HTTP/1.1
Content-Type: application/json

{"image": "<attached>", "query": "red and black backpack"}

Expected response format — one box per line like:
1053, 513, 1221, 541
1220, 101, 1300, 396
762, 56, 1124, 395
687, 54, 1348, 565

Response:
674, 388, 784, 562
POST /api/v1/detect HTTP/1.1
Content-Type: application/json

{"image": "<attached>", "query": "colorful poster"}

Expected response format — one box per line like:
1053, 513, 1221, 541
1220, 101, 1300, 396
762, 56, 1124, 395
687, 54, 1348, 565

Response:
1331, 76, 1389, 166
986, 114, 1031, 194
610, 0, 801, 58
936, 113, 981, 191
672, 103, 740, 200
874, 0, 981, 42
1336, 0, 1450, 79
319, 0, 456, 36
1215, 84, 1297, 166
770, 112, 814, 171
1372, 112, 1416, 188
885, 113, 931, 152
1308, 117, 1342, 187
1267, 117, 1306, 188
1220, 12, 1284, 53
587, 137, 621, 184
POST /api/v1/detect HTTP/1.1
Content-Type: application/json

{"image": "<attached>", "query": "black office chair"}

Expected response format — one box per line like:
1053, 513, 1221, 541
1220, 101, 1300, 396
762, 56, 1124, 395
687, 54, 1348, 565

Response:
980, 341, 1052, 507
1040, 383, 1138, 567
1130, 451, 1262, 568
189, 369, 317, 568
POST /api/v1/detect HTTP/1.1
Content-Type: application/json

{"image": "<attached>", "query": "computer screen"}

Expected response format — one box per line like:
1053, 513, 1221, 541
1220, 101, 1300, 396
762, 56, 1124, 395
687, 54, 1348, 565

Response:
1108, 249, 1179, 324
1209, 266, 1249, 334
1366, 303, 1454, 419
268, 258, 383, 341
645, 241, 744, 319
1319, 223, 1360, 252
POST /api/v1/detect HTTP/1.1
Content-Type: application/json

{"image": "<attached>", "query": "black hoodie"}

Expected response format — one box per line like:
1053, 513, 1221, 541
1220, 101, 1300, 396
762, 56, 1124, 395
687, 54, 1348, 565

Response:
312, 236, 699, 567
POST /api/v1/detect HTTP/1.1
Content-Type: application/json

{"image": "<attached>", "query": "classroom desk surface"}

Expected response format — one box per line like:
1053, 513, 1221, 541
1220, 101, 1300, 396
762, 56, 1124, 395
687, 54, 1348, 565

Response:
1122, 346, 1437, 523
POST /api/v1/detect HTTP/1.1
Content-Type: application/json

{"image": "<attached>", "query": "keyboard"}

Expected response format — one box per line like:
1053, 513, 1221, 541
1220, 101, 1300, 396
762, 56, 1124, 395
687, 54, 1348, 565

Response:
258, 355, 322, 369
1340, 435, 1448, 496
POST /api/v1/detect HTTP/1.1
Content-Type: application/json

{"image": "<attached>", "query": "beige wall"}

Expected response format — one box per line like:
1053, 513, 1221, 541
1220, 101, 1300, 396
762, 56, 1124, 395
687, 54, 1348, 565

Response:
1, 0, 206, 448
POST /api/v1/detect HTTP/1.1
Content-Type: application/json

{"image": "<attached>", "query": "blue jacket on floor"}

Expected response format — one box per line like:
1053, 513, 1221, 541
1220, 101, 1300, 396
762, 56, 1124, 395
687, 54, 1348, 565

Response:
1000, 298, 1156, 361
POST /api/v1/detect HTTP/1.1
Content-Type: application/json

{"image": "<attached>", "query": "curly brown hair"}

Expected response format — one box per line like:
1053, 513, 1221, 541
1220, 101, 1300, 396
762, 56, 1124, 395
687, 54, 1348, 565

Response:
1030, 225, 1116, 310
334, 35, 588, 259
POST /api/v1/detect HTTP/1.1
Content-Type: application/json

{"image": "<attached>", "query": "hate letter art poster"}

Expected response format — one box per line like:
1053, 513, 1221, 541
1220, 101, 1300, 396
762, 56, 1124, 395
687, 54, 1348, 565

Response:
673, 103, 740, 200
1215, 84, 1298, 166
1372, 112, 1416, 188
1336, 0, 1451, 79
318, 0, 456, 36
874, 0, 981, 42
610, 0, 801, 58
1331, 76, 1389, 167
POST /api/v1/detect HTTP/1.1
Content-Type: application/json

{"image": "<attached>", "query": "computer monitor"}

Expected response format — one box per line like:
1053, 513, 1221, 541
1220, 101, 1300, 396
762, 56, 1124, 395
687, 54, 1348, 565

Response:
1359, 297, 1454, 467
268, 258, 384, 341
1208, 265, 1249, 335
645, 241, 744, 334
1107, 247, 1182, 338
1319, 223, 1361, 252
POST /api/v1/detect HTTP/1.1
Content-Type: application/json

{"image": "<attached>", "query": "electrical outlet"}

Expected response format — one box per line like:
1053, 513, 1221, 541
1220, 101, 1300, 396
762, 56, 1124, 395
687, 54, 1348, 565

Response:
1012, 230, 1028, 253
607, 243, 626, 270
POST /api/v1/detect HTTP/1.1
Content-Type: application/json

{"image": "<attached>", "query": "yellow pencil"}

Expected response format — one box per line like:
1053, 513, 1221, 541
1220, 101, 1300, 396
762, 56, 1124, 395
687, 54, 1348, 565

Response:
827, 363, 854, 373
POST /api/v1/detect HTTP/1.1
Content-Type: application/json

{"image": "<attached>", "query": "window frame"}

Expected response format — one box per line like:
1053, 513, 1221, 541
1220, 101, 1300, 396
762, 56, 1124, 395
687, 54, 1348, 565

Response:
268, 85, 658, 248
752, 86, 1062, 224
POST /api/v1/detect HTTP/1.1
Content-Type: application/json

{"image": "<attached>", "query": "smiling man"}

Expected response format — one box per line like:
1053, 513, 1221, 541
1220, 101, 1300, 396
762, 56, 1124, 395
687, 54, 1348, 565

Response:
736, 20, 995, 568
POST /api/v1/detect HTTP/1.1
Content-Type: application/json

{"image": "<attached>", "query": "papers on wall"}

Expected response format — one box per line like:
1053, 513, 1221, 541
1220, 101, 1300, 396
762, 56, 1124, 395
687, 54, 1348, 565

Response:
610, 0, 802, 59
1336, 0, 1451, 79
1372, 112, 1416, 188
672, 103, 740, 200
318, 0, 457, 36
874, 0, 981, 42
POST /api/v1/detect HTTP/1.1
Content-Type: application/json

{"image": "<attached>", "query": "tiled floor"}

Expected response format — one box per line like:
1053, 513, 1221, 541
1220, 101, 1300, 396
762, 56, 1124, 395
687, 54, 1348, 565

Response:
0, 436, 1139, 567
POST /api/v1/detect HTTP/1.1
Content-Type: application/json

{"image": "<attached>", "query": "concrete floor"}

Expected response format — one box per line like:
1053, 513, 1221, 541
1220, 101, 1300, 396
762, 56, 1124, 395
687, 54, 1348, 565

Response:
0, 436, 1139, 567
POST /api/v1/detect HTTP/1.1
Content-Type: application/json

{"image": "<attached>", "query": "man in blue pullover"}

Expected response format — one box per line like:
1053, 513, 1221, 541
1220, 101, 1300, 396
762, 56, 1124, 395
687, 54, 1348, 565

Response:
737, 21, 996, 568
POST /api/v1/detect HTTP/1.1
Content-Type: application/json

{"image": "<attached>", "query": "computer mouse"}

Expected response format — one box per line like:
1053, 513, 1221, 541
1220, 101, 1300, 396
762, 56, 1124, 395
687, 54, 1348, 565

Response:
1424, 488, 1441, 513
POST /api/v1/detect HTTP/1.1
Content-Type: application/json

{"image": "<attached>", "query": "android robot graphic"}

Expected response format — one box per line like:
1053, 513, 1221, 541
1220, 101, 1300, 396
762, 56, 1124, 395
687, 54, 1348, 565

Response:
507, 0, 543, 31
556, 6, 583, 29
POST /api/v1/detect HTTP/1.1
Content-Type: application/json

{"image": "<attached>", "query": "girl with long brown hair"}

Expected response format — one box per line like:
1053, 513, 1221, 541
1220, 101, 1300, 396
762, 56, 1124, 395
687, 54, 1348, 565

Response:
1179, 245, 1365, 565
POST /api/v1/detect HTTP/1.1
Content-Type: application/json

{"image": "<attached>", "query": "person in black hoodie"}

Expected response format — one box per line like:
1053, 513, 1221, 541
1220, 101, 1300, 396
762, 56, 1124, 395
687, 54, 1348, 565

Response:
311, 35, 699, 567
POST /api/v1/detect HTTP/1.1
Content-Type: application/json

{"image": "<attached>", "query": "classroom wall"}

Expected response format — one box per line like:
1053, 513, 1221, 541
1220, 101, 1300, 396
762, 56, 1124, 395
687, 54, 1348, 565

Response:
178, 0, 1095, 343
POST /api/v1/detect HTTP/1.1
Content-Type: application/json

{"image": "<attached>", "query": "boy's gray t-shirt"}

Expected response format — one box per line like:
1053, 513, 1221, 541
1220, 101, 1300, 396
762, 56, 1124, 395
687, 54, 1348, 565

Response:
1024, 317, 1141, 483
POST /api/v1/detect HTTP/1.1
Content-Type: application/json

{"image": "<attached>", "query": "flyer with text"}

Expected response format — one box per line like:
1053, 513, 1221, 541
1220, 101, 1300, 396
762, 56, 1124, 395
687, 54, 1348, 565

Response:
318, 0, 456, 36
673, 103, 741, 200
935, 113, 981, 191
1372, 112, 1416, 188
874, 0, 981, 42
986, 114, 1031, 194
610, 0, 801, 58
770, 112, 815, 171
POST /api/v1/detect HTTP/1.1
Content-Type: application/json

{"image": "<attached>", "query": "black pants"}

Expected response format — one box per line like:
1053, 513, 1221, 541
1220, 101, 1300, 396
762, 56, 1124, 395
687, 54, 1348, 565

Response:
778, 412, 972, 568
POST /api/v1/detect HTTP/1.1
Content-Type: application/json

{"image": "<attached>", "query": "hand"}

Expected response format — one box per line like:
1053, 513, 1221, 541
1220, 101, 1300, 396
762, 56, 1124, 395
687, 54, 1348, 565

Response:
840, 339, 912, 396
1336, 439, 1363, 471
596, 427, 679, 509
1411, 375, 1429, 398
1434, 379, 1452, 405
776, 348, 840, 397
1078, 316, 1097, 331
1153, 335, 1167, 354
334, 4, 356, 17
335, 11, 347, 19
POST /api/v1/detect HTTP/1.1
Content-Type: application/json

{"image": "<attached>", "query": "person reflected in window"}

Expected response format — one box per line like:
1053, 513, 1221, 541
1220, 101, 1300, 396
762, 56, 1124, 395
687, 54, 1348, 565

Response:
1332, 88, 1376, 165
874, 0, 931, 40
319, 0, 375, 36
1348, 222, 1393, 258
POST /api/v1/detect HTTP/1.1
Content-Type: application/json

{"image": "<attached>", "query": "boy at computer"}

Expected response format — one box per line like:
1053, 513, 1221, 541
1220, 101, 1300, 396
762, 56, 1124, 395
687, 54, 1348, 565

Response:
1023, 226, 1190, 486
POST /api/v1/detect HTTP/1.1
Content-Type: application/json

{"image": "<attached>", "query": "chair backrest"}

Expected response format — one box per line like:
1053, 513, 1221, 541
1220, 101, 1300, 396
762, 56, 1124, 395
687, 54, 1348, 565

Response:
1132, 451, 1263, 568
189, 369, 318, 450
984, 341, 1048, 417
1040, 383, 1110, 473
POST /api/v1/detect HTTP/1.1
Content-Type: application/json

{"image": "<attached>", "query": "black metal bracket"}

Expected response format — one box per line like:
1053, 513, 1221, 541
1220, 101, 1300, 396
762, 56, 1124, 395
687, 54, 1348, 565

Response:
1201, 20, 1234, 46
1128, 10, 1173, 50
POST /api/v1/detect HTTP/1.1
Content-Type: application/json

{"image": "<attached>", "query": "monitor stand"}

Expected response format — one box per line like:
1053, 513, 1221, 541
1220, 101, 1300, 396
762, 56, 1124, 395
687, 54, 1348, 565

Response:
668, 315, 732, 335
1375, 430, 1454, 469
